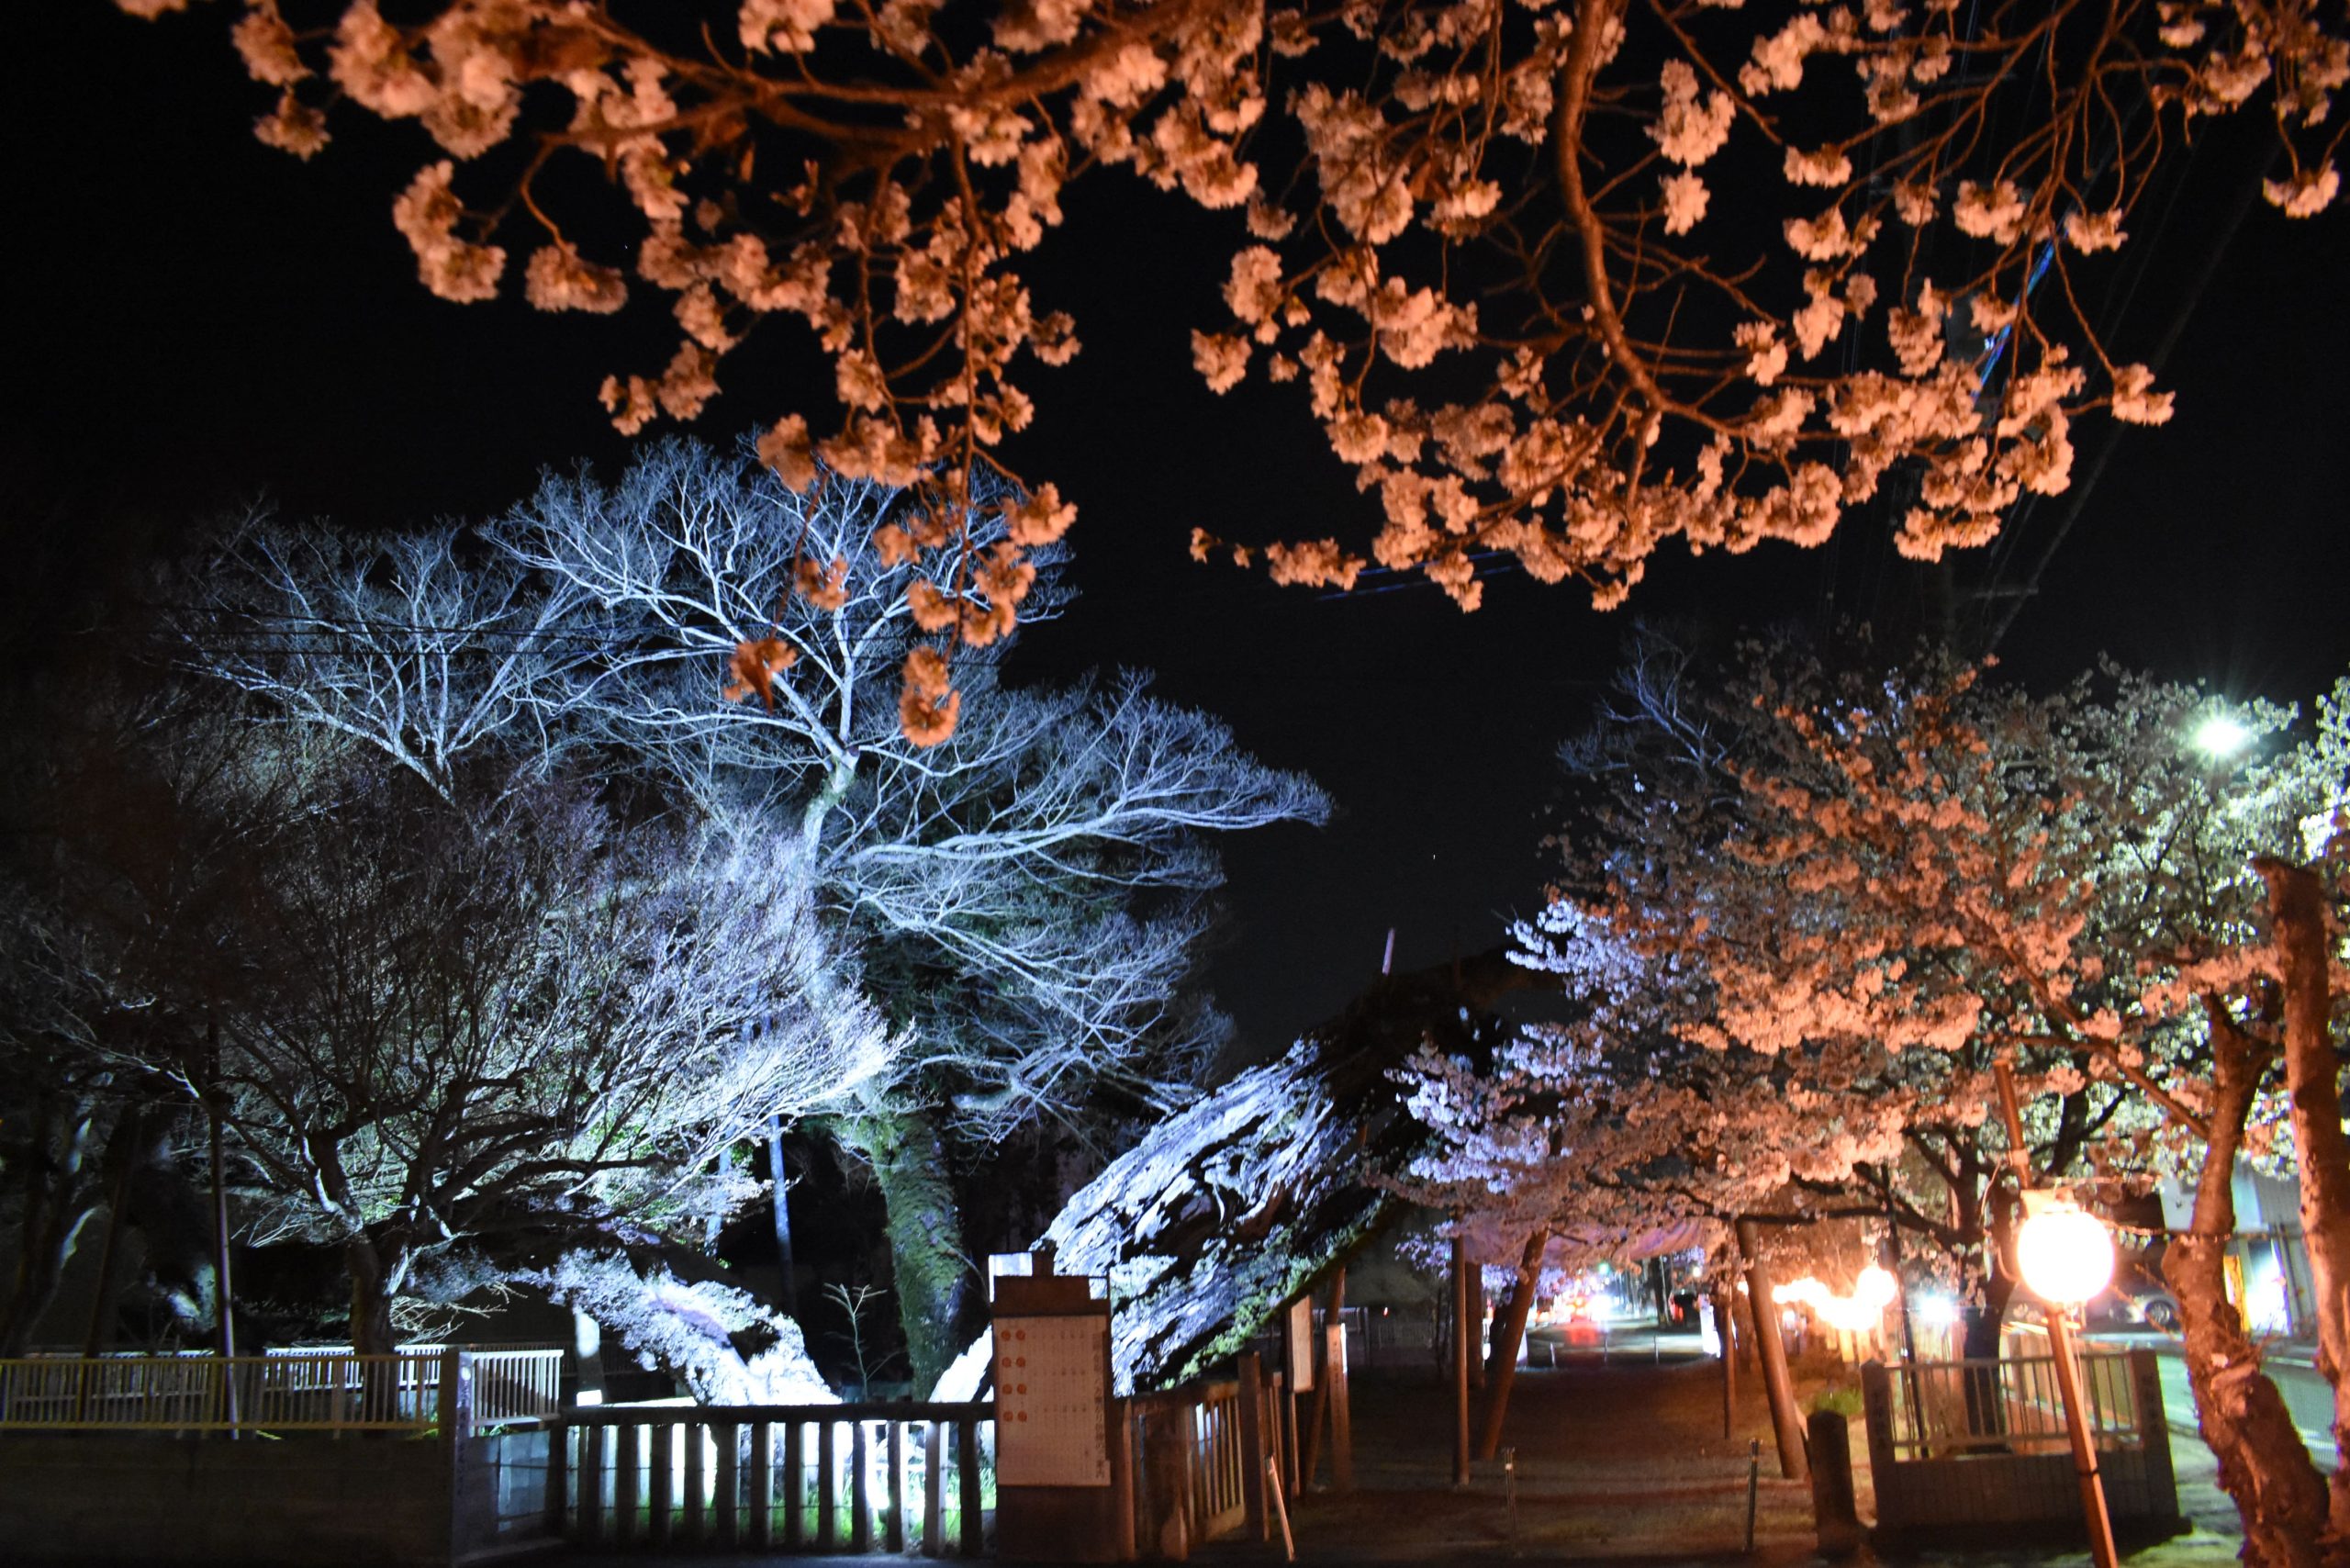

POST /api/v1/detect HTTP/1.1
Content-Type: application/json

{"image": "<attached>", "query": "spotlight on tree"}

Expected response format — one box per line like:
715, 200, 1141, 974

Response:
2192, 712, 2253, 761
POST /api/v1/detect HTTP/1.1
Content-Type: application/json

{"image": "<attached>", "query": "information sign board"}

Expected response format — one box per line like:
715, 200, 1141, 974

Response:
993, 1313, 1111, 1487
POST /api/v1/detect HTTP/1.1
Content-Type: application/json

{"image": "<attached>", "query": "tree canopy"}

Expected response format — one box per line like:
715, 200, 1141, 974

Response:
116, 0, 2349, 738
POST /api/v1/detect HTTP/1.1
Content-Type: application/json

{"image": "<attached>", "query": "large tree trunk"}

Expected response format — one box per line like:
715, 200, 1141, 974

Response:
345, 1233, 401, 1358
2256, 858, 2350, 1558
2165, 1007, 2326, 1568
837, 1108, 968, 1397
1475, 1227, 1549, 1459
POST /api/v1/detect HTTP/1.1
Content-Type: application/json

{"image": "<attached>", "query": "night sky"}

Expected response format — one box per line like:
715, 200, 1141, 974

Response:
12, 6, 2350, 1058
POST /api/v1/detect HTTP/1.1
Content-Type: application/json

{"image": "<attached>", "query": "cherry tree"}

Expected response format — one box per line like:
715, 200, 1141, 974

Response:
1398, 633, 2350, 1556
113, 0, 2348, 738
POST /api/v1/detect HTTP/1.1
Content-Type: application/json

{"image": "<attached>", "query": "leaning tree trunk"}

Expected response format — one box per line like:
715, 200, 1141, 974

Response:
2256, 857, 2350, 1558
836, 1108, 969, 1398
2165, 1006, 2327, 1568
1475, 1227, 1549, 1459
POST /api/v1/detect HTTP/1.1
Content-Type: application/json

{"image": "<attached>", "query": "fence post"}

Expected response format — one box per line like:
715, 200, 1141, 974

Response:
958, 1411, 985, 1557
714, 1418, 740, 1546
751, 1420, 777, 1550
1237, 1352, 1269, 1540
439, 1349, 471, 1440
888, 1417, 907, 1553
923, 1417, 946, 1557
545, 1417, 571, 1538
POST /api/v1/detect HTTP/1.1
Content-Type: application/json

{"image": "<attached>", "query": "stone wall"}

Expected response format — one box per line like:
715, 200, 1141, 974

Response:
0, 1429, 550, 1566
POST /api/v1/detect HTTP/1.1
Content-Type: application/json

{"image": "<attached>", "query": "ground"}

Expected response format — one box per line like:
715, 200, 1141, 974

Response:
1228, 1327, 2269, 1567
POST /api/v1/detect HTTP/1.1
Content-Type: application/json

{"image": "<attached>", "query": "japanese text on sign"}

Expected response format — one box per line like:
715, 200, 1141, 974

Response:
994, 1314, 1110, 1487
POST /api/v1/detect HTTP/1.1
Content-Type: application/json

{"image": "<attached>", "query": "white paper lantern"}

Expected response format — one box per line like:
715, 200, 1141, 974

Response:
2017, 1203, 2115, 1305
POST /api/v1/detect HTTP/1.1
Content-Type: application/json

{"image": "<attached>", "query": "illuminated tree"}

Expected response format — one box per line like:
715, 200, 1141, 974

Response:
115, 0, 2348, 737
184, 440, 1328, 1390
156, 735, 892, 1356
1402, 633, 2350, 1556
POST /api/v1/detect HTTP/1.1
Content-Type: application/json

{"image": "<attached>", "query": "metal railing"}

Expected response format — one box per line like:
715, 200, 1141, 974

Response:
1877, 1351, 2143, 1462
556, 1402, 992, 1555
0, 1349, 563, 1436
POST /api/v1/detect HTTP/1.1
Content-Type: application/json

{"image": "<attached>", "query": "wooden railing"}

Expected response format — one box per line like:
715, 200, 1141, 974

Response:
1129, 1374, 1266, 1553
1875, 1351, 2143, 1462
0, 1349, 563, 1436
555, 1402, 992, 1555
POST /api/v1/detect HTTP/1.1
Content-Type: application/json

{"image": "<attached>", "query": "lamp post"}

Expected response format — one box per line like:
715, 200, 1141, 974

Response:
1994, 1058, 2119, 1568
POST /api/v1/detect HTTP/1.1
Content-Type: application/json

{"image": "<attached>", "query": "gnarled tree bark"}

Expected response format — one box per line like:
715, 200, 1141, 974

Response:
2165, 1005, 2326, 1568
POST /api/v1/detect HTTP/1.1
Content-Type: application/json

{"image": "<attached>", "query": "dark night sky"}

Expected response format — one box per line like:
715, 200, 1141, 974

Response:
11, 6, 2350, 1058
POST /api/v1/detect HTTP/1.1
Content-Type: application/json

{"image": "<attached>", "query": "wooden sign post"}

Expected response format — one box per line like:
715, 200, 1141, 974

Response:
991, 1252, 1134, 1562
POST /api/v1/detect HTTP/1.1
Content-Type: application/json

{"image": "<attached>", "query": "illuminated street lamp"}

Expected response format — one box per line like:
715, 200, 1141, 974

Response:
1996, 1059, 2120, 1568
2016, 1197, 2116, 1308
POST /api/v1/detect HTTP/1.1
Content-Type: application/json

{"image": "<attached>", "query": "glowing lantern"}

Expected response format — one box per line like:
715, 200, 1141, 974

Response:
2017, 1196, 2115, 1306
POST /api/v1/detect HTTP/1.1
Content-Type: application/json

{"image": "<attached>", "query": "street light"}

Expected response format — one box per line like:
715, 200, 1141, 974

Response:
2016, 1197, 2116, 1307
1995, 1060, 2120, 1568
2192, 711, 2252, 761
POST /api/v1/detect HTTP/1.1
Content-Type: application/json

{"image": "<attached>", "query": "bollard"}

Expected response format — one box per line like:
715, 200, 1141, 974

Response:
1744, 1437, 1761, 1552
1501, 1446, 1516, 1540
1806, 1410, 1863, 1556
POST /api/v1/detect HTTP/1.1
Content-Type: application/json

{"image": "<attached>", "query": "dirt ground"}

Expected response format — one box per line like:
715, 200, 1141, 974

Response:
1243, 1356, 2255, 1568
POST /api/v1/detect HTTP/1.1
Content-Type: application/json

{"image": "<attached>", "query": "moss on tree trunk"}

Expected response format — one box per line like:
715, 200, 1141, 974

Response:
837, 1108, 969, 1397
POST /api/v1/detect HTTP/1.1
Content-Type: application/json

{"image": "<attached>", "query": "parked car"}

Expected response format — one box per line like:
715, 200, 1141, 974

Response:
2090, 1262, 2182, 1331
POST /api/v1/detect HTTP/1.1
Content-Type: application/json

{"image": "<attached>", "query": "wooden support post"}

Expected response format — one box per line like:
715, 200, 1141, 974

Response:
1468, 1268, 1487, 1391
1736, 1218, 1809, 1483
1326, 1324, 1353, 1493
1477, 1227, 1550, 1460
1451, 1231, 1472, 1486
1237, 1350, 1269, 1540
1717, 1282, 1739, 1441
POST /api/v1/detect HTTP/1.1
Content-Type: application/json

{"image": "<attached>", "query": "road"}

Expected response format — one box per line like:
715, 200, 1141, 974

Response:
2085, 1327, 2339, 1467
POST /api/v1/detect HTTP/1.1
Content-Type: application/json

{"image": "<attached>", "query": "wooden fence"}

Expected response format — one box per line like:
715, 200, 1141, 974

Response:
0, 1349, 562, 1436
554, 1402, 992, 1556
